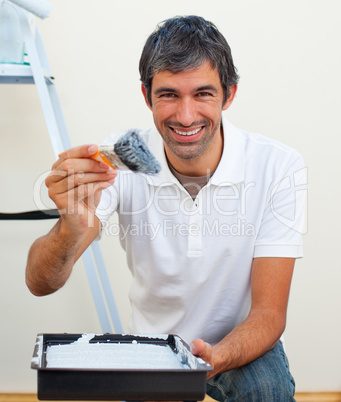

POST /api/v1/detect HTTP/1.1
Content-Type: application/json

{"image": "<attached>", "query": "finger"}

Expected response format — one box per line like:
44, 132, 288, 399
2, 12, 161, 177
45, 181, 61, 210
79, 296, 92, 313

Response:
71, 179, 116, 206
48, 159, 116, 188
58, 144, 98, 162
190, 339, 212, 364
52, 155, 112, 175
190, 338, 205, 355
52, 144, 99, 170
53, 178, 116, 213
57, 169, 116, 190
47, 171, 116, 202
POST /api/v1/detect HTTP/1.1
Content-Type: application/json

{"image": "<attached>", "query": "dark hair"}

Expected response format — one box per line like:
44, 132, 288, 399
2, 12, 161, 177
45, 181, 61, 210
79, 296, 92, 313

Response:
139, 15, 239, 106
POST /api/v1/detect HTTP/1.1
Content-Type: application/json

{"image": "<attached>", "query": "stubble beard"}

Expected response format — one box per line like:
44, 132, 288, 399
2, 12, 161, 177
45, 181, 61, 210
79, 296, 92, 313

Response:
162, 120, 221, 161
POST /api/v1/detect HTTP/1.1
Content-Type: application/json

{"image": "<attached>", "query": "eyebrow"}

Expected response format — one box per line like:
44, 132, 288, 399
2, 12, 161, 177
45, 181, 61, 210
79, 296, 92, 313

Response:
154, 87, 178, 95
196, 85, 219, 93
153, 84, 219, 95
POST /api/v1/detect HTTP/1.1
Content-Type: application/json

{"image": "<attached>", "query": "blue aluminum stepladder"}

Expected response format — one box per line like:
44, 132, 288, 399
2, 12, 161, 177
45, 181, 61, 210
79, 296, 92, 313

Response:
0, 1, 123, 334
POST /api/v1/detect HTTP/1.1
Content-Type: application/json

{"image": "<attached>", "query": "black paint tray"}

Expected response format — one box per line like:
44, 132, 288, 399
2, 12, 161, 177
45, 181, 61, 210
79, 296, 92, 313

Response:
31, 333, 212, 401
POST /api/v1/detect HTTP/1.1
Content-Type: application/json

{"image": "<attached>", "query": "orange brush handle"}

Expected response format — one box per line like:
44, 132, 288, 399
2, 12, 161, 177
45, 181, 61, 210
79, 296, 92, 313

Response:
91, 151, 115, 169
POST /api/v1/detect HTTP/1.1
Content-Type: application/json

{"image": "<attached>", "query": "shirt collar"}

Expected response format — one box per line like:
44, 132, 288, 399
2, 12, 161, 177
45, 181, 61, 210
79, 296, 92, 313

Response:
210, 116, 245, 186
145, 115, 245, 187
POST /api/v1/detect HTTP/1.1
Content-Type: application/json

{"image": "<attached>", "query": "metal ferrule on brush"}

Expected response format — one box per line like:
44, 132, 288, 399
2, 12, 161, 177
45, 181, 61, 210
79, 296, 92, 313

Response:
95, 130, 161, 174
98, 145, 130, 170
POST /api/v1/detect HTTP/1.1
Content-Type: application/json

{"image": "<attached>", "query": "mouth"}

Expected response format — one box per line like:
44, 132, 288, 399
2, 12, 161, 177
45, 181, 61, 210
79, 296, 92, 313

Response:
173, 127, 202, 136
169, 125, 205, 141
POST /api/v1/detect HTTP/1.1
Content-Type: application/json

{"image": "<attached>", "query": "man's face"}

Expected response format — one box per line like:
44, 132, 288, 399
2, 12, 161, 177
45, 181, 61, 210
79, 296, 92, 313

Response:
142, 61, 236, 173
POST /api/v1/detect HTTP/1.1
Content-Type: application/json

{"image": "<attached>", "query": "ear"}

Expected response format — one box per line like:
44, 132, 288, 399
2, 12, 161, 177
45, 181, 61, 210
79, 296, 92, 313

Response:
222, 84, 238, 111
141, 84, 152, 111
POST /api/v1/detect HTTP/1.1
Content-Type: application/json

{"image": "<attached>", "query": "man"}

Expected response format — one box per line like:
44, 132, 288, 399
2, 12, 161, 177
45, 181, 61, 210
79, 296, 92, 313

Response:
26, 16, 305, 401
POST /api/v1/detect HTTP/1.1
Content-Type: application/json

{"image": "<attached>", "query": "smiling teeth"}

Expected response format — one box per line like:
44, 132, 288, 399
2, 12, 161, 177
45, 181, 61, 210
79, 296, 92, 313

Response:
174, 127, 202, 136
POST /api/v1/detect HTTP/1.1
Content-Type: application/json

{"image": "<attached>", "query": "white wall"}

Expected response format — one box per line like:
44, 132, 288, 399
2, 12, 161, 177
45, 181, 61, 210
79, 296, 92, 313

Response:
0, 0, 340, 392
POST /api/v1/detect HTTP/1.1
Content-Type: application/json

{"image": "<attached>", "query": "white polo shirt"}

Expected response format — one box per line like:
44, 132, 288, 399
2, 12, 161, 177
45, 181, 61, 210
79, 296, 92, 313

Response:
96, 116, 306, 345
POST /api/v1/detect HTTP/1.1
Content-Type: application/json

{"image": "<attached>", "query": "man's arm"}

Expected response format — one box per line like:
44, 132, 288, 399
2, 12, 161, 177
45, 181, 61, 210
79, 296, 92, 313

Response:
191, 257, 295, 378
25, 144, 116, 296
25, 217, 101, 296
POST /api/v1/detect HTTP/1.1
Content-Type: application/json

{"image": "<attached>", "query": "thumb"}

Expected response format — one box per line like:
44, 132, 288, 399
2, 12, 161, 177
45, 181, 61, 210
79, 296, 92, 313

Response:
190, 338, 213, 365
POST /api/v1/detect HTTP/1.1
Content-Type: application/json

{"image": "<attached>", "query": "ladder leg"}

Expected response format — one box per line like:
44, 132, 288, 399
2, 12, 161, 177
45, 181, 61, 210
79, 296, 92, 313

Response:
17, 8, 64, 157
47, 82, 72, 150
82, 248, 112, 333
91, 242, 123, 333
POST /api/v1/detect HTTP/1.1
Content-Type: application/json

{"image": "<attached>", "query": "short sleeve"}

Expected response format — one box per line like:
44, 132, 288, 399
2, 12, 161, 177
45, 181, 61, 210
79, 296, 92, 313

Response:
254, 152, 307, 258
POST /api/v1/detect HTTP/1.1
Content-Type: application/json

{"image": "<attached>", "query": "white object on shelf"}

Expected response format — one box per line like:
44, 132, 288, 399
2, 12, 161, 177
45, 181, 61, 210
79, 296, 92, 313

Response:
0, 0, 25, 64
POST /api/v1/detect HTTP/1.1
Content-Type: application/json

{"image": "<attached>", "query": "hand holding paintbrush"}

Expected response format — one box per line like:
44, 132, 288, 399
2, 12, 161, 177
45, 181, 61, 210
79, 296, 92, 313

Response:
50, 130, 160, 227
48, 144, 117, 230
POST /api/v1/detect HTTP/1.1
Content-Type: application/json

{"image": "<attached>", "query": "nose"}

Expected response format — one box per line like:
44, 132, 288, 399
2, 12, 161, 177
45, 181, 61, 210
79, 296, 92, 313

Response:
176, 98, 196, 126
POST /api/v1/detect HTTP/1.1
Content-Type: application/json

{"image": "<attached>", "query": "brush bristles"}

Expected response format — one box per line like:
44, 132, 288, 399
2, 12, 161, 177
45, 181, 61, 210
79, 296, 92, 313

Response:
114, 130, 161, 174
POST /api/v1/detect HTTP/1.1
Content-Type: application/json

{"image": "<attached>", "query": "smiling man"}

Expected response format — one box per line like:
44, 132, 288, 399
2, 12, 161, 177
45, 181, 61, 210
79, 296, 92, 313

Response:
26, 16, 305, 401
142, 62, 237, 176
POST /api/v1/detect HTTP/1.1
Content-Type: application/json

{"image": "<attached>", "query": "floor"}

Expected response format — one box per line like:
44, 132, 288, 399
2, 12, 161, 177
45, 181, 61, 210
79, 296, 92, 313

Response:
1, 393, 341, 402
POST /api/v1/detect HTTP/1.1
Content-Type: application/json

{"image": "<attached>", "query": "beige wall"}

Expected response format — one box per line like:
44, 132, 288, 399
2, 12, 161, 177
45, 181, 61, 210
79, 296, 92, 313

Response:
0, 0, 340, 392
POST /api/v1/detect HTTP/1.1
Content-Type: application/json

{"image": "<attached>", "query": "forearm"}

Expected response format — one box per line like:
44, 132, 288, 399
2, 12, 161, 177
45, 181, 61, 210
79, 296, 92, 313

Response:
191, 258, 295, 378
211, 308, 285, 376
25, 219, 86, 296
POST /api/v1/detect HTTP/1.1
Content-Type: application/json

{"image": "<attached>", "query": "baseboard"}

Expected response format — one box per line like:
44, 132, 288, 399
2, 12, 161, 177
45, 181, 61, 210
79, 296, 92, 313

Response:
294, 392, 341, 402
0, 392, 340, 402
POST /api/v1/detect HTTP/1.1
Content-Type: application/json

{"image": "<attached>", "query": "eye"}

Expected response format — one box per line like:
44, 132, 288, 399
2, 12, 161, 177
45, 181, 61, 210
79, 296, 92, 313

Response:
197, 91, 213, 97
159, 93, 177, 98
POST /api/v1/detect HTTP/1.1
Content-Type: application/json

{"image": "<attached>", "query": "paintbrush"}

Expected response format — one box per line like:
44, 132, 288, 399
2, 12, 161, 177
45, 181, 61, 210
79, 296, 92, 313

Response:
92, 129, 161, 174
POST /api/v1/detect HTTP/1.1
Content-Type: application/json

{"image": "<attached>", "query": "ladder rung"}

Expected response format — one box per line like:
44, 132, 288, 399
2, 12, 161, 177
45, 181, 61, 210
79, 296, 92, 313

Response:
0, 63, 54, 84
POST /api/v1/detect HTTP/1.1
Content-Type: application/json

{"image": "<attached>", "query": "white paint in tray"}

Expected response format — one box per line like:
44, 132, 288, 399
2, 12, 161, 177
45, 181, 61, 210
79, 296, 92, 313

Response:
46, 334, 188, 370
